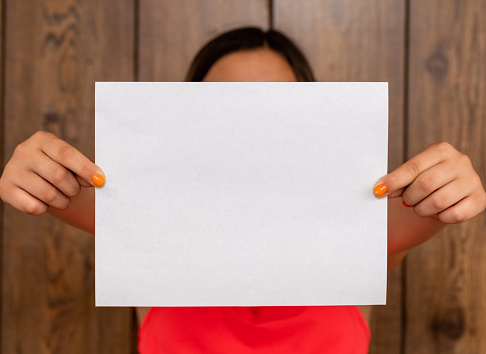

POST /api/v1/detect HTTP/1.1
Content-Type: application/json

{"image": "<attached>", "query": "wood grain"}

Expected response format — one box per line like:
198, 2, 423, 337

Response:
273, 1, 406, 353
2, 0, 136, 353
139, 0, 270, 81
406, 0, 486, 353
3, 1, 485, 353
0, 0, 4, 349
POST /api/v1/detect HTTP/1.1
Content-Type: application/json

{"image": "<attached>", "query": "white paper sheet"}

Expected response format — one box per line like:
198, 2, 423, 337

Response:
95, 82, 388, 306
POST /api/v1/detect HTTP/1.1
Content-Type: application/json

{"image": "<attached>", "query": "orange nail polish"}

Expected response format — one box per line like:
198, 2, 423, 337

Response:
402, 200, 410, 207
373, 184, 387, 198
92, 174, 106, 187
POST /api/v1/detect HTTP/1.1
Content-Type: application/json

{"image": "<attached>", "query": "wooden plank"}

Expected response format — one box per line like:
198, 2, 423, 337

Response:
139, 0, 270, 81
2, 1, 136, 353
405, 1, 486, 353
0, 0, 5, 348
273, 1, 406, 353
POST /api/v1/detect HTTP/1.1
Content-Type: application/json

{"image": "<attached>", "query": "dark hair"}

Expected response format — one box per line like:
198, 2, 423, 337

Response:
185, 27, 315, 82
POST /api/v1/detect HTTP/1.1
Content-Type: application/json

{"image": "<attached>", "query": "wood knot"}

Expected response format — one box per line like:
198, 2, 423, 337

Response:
43, 112, 63, 137
431, 305, 465, 340
425, 50, 449, 81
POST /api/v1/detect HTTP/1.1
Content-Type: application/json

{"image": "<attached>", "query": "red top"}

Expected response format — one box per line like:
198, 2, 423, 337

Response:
138, 306, 370, 353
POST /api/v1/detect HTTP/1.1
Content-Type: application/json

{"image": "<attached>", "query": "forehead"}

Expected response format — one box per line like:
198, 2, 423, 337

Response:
203, 48, 297, 82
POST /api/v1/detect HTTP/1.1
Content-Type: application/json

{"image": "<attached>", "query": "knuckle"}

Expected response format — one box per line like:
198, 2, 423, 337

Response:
429, 193, 446, 210
13, 142, 29, 158
50, 166, 69, 185
434, 141, 454, 153
413, 206, 428, 218
401, 191, 412, 206
448, 208, 467, 224
57, 145, 74, 164
406, 161, 421, 177
32, 131, 54, 141
0, 162, 18, 186
66, 183, 81, 198
457, 153, 472, 167
416, 174, 435, 192
43, 188, 59, 204
472, 174, 483, 189
0, 167, 18, 195
57, 197, 71, 210
437, 213, 452, 224
24, 200, 47, 216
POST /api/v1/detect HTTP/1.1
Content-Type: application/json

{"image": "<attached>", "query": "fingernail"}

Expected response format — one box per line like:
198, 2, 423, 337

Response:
402, 200, 410, 207
92, 174, 106, 187
373, 184, 387, 198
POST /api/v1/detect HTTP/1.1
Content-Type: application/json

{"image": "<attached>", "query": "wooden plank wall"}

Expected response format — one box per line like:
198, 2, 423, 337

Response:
1, 1, 136, 353
405, 1, 486, 353
0, 0, 485, 353
139, 0, 270, 82
0, 0, 4, 347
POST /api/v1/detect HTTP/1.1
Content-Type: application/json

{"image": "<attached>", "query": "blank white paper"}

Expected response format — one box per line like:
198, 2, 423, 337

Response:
95, 82, 388, 306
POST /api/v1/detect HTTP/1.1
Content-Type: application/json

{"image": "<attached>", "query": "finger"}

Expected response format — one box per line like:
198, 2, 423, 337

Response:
437, 195, 485, 224
41, 138, 105, 187
387, 187, 405, 199
373, 142, 456, 198
16, 171, 71, 210
30, 150, 82, 197
412, 180, 467, 217
1, 187, 48, 216
75, 174, 93, 188
401, 160, 459, 206
374, 153, 441, 198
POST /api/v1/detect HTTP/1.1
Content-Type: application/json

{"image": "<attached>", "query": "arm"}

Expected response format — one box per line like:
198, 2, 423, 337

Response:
0, 131, 103, 234
47, 188, 95, 234
386, 197, 445, 271
373, 142, 486, 272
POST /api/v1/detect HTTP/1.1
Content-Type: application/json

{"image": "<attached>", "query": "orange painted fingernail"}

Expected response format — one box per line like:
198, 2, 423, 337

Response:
402, 200, 410, 207
373, 184, 387, 198
92, 174, 106, 187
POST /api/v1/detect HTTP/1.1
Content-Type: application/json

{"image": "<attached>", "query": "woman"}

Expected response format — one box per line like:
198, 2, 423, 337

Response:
0, 28, 485, 353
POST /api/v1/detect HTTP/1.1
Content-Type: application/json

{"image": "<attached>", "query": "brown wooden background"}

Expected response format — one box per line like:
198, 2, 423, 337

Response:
0, 0, 485, 353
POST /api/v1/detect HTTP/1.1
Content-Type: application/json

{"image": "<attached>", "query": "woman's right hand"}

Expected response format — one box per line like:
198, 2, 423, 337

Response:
0, 131, 104, 216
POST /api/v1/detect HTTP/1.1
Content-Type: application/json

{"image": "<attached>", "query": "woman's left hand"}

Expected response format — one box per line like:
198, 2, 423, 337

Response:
373, 142, 486, 224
